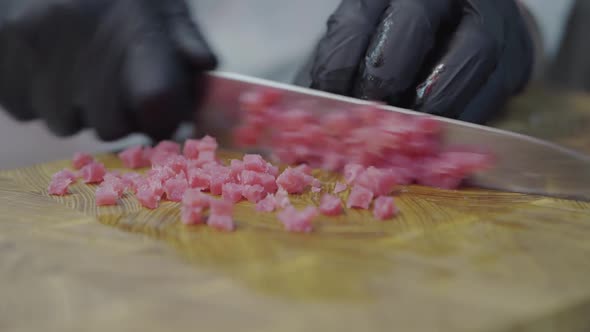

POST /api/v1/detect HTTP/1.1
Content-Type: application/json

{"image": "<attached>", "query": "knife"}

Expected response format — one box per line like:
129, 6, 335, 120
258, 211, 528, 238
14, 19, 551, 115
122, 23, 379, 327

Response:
195, 71, 590, 201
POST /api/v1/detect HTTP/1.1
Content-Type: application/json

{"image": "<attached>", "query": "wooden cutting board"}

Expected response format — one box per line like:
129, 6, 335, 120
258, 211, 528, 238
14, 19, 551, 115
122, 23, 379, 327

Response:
1, 151, 590, 332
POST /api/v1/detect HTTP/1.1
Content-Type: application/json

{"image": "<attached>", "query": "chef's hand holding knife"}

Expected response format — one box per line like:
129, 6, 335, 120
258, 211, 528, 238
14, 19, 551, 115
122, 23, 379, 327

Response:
0, 0, 217, 141
300, 0, 538, 124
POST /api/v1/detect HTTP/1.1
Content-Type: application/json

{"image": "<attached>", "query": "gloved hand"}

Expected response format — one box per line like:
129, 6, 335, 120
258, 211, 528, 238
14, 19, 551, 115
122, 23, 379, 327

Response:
300, 0, 534, 124
0, 0, 217, 141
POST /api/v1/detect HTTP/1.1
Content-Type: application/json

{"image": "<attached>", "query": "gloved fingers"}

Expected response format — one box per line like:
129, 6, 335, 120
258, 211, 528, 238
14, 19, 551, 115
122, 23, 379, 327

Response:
123, 22, 193, 142
309, 0, 391, 95
413, 13, 500, 119
353, 0, 455, 104
458, 61, 508, 124
162, 0, 217, 69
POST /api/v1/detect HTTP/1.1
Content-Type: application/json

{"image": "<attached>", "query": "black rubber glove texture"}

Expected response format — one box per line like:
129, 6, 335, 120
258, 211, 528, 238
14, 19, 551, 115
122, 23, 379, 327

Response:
0, 0, 217, 141
301, 0, 534, 123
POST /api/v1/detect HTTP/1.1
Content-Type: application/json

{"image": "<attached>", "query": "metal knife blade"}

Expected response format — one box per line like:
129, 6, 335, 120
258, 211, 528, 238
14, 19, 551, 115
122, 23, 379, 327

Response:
195, 71, 590, 201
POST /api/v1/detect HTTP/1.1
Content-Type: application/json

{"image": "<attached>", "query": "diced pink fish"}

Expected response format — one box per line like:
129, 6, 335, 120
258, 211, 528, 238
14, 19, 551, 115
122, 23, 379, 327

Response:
319, 194, 343, 216
222, 183, 244, 203
277, 206, 318, 233
72, 152, 94, 170
347, 185, 374, 209
242, 184, 266, 203
95, 185, 119, 206
373, 196, 398, 220
80, 162, 106, 184
118, 146, 150, 169
48, 169, 76, 195
181, 206, 204, 225
256, 194, 276, 212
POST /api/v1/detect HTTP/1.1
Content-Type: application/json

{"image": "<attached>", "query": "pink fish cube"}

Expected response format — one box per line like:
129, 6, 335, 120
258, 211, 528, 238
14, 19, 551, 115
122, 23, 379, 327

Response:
72, 152, 94, 170
182, 189, 210, 208
222, 183, 244, 203
242, 184, 266, 203
208, 215, 235, 232
277, 206, 318, 233
80, 162, 106, 184
118, 146, 150, 169
373, 196, 398, 220
48, 169, 76, 195
164, 175, 189, 202
187, 168, 211, 190
256, 194, 276, 212
319, 194, 343, 216
181, 206, 204, 225
347, 185, 374, 209
95, 185, 119, 206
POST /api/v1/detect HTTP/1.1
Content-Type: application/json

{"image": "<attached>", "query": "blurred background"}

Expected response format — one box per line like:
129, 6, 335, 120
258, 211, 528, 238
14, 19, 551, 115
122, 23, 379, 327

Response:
0, 0, 588, 170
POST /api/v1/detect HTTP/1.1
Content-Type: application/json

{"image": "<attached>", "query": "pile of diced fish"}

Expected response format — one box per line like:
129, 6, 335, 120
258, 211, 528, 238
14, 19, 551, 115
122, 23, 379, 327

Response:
47, 89, 493, 233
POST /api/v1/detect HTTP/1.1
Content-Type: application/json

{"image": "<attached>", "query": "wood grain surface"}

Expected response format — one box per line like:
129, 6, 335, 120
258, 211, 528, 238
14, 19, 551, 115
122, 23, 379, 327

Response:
2, 147, 590, 332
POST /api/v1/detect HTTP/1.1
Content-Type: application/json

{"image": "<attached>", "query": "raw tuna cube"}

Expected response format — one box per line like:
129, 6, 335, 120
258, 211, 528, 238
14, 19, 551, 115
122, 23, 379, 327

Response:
242, 184, 266, 203
154, 140, 181, 155
222, 183, 244, 203
256, 194, 276, 212
118, 146, 149, 169
319, 194, 343, 216
183, 139, 201, 159
182, 189, 210, 208
373, 196, 397, 220
197, 150, 216, 163
277, 206, 318, 233
164, 175, 189, 202
147, 166, 177, 185
95, 185, 119, 206
333, 182, 347, 194
54, 169, 77, 182
181, 206, 204, 225
48, 169, 76, 195
149, 151, 175, 167
136, 185, 161, 209
197, 135, 219, 152
208, 214, 236, 232
209, 173, 231, 196
120, 172, 143, 193
276, 167, 313, 194
187, 168, 211, 190
311, 187, 321, 193
229, 159, 245, 181
103, 173, 125, 196
210, 198, 234, 216
80, 162, 106, 184
355, 167, 397, 196
72, 152, 94, 170
347, 185, 374, 209
161, 155, 187, 175
243, 154, 270, 173
274, 189, 291, 209
240, 170, 277, 193
343, 164, 364, 184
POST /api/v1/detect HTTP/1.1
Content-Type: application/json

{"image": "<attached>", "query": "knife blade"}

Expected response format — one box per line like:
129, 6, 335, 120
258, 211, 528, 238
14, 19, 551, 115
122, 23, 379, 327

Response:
195, 71, 590, 201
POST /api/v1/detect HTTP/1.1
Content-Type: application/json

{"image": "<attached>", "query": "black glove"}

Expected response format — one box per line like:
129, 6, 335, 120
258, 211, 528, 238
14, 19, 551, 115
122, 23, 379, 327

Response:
299, 0, 534, 124
0, 0, 217, 141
